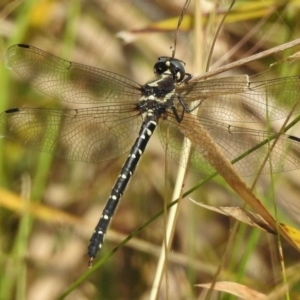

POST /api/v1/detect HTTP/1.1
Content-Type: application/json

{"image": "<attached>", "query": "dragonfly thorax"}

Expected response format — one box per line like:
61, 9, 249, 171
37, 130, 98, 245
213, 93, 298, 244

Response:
138, 57, 186, 118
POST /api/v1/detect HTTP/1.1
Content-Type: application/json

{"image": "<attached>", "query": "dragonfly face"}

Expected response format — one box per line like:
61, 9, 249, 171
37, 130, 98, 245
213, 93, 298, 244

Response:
153, 56, 186, 82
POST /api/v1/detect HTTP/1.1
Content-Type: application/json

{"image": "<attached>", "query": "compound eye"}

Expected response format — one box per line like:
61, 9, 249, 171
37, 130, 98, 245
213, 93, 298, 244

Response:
170, 59, 185, 82
153, 58, 169, 75
153, 57, 186, 82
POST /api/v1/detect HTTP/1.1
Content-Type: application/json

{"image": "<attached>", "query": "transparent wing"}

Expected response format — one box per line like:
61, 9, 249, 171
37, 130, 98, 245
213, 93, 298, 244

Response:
177, 75, 300, 122
158, 112, 300, 177
5, 44, 142, 105
0, 105, 141, 162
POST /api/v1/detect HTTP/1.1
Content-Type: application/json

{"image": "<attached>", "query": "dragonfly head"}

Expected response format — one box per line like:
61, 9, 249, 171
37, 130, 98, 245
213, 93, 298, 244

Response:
154, 57, 186, 83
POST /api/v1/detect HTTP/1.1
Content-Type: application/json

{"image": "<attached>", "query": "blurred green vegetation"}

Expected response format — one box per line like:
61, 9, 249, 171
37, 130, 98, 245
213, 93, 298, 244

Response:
1, 0, 300, 299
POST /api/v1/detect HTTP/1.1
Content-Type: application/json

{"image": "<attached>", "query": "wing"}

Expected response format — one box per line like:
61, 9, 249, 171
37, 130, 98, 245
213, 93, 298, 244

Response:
5, 44, 142, 105
0, 105, 141, 162
176, 75, 300, 123
158, 112, 300, 177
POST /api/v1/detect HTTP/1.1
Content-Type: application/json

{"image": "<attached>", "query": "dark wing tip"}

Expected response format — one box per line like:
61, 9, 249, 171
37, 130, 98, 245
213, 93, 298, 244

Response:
288, 134, 300, 142
5, 108, 20, 114
17, 44, 30, 49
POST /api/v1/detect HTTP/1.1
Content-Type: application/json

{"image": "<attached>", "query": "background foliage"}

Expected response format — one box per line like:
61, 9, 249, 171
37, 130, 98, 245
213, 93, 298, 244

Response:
1, 0, 300, 299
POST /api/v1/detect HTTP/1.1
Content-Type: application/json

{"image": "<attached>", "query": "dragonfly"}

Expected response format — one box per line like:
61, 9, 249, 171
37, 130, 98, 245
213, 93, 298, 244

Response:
2, 43, 300, 265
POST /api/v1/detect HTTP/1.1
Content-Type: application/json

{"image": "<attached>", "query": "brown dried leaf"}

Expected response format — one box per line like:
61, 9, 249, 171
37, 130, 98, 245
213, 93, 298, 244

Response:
190, 199, 300, 247
197, 281, 267, 300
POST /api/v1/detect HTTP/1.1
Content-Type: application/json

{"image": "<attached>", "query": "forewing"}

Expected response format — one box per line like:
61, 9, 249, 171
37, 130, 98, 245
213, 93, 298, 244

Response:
5, 44, 142, 105
176, 75, 300, 123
